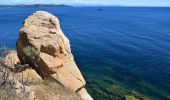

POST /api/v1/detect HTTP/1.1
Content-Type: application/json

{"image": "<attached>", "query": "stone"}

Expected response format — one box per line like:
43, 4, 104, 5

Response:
16, 11, 92, 99
0, 67, 35, 100
15, 68, 43, 84
77, 88, 93, 100
2, 50, 20, 68
123, 95, 138, 100
0, 51, 42, 84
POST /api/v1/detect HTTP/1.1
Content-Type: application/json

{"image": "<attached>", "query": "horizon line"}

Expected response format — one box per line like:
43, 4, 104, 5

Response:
0, 4, 170, 7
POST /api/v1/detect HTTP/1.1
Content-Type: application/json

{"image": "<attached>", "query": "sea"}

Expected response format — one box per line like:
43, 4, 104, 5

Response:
0, 7, 170, 100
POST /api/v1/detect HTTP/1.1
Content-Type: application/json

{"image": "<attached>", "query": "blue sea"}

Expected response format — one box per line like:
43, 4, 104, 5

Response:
0, 7, 170, 100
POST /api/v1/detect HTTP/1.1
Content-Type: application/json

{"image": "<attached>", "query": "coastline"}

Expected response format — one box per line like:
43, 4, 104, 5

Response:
0, 4, 71, 8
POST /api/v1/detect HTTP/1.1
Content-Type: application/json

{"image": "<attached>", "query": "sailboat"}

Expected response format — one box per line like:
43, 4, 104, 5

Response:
97, 0, 103, 11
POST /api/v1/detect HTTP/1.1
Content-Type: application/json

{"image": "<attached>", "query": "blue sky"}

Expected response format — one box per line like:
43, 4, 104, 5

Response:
1, 0, 170, 7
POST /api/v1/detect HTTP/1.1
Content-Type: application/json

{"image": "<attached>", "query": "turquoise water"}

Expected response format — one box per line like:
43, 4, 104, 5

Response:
0, 7, 170, 100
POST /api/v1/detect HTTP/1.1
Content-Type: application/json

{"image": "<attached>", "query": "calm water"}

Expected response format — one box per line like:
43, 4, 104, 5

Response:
0, 7, 170, 100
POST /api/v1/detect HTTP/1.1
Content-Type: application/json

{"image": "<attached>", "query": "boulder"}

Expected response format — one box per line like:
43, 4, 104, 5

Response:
1, 50, 20, 68
16, 11, 92, 100
1, 51, 43, 84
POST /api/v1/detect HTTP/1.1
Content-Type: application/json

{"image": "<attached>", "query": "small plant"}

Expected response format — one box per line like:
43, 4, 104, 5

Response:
23, 46, 40, 63
0, 44, 8, 57
23, 46, 42, 76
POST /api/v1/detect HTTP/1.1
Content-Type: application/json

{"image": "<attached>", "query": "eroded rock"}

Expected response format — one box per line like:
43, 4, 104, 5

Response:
78, 88, 93, 100
16, 11, 92, 100
2, 50, 20, 69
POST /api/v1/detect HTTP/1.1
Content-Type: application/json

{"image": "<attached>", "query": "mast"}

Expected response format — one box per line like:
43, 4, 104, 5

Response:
98, 0, 102, 11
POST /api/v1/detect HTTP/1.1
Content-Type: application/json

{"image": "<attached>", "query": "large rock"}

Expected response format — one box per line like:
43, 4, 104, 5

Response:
1, 51, 43, 84
1, 50, 20, 68
16, 11, 92, 100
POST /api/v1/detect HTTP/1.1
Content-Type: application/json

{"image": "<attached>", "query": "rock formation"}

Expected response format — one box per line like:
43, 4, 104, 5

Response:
2, 50, 20, 68
0, 51, 42, 100
16, 11, 93, 100
0, 51, 81, 100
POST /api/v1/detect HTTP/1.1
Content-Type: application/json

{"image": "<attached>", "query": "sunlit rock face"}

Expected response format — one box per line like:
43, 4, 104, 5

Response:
16, 11, 93, 100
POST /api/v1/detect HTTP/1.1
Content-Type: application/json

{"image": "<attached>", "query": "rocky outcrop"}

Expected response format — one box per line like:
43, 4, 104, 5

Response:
16, 11, 93, 100
0, 52, 41, 100
2, 50, 20, 68
0, 51, 81, 100
1, 51, 43, 84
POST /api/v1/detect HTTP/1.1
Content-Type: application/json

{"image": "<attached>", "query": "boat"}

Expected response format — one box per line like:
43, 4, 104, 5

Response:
98, 0, 103, 11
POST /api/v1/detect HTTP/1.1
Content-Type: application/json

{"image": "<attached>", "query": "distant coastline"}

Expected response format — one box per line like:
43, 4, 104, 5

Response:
0, 4, 71, 8
1, 4, 169, 8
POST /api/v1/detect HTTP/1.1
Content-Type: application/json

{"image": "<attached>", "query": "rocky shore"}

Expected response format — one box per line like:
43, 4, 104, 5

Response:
0, 11, 93, 100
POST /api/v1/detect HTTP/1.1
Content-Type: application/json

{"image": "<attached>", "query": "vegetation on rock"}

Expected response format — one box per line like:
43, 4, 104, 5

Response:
23, 46, 40, 64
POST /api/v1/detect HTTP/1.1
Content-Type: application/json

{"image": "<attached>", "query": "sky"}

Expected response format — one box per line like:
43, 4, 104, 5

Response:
1, 0, 170, 7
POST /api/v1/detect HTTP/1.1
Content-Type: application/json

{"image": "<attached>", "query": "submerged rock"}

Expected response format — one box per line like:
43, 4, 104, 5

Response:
16, 11, 93, 100
122, 95, 138, 100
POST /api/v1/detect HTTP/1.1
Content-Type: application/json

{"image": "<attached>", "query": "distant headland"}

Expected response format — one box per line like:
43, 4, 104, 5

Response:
0, 4, 71, 8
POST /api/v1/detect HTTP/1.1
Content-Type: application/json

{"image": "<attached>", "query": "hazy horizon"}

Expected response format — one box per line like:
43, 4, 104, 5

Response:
0, 0, 170, 7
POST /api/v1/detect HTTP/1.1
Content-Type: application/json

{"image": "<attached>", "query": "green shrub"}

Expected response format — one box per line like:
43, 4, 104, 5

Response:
23, 46, 40, 65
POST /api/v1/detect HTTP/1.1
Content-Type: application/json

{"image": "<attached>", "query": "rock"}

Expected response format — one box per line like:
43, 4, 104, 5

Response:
51, 56, 86, 92
1, 51, 43, 84
166, 96, 170, 100
16, 11, 92, 99
0, 67, 36, 100
38, 52, 63, 75
15, 68, 43, 84
2, 50, 20, 68
10, 79, 38, 100
77, 88, 93, 100
0, 57, 3, 63
17, 11, 70, 60
123, 95, 138, 100
27, 92, 37, 100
